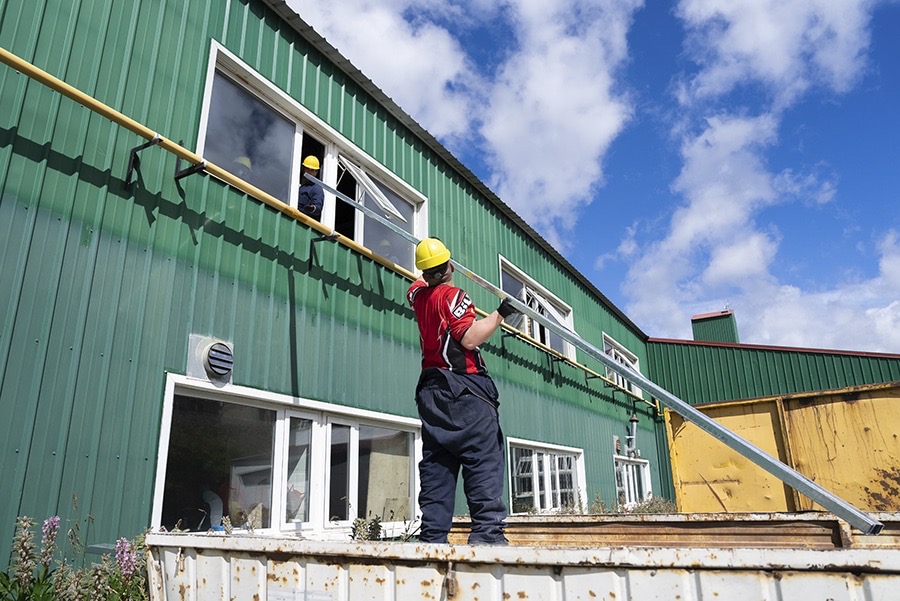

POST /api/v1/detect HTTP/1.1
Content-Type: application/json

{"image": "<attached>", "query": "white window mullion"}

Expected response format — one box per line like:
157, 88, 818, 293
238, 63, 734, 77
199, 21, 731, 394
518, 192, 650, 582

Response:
348, 426, 360, 521
307, 418, 328, 531
271, 411, 288, 530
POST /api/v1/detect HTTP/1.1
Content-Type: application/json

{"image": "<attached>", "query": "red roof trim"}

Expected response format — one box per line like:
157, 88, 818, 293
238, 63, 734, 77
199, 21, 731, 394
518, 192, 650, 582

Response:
647, 337, 900, 359
691, 309, 734, 321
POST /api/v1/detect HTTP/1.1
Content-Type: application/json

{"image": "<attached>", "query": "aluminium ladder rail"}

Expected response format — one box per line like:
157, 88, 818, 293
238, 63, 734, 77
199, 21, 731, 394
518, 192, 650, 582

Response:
0, 45, 881, 535
308, 174, 884, 536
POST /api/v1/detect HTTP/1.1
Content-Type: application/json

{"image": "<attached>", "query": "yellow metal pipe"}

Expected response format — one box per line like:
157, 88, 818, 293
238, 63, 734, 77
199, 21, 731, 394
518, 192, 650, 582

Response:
0, 45, 650, 407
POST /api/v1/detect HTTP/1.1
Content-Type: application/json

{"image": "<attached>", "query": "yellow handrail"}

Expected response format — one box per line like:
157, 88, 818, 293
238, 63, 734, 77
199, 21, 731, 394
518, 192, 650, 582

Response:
0, 45, 654, 410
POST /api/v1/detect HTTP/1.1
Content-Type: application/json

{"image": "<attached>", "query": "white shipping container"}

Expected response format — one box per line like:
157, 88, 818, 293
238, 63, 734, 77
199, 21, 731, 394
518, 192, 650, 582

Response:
146, 520, 899, 601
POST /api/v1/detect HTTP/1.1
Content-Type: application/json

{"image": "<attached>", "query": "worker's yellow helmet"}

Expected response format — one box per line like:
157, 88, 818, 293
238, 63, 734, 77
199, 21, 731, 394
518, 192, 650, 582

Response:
302, 155, 320, 170
415, 238, 451, 271
234, 156, 252, 170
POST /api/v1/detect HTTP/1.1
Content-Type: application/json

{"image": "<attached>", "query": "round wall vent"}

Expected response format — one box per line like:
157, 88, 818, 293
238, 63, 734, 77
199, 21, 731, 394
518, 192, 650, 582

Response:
204, 341, 234, 378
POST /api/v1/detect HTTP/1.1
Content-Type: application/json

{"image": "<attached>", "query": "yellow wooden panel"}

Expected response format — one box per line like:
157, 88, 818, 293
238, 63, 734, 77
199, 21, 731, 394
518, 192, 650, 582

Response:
783, 387, 900, 512
666, 401, 794, 513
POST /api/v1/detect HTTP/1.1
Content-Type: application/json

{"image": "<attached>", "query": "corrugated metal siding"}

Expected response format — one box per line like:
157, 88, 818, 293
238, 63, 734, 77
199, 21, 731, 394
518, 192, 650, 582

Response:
0, 0, 650, 562
691, 312, 740, 343
647, 340, 900, 405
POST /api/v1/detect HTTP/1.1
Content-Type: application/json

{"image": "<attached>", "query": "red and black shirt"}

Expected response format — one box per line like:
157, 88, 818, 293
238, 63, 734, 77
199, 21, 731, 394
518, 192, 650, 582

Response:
407, 279, 488, 375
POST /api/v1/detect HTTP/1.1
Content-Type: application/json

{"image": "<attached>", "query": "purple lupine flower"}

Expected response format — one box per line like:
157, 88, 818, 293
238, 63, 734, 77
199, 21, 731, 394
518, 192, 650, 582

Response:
115, 537, 137, 579
40, 516, 61, 569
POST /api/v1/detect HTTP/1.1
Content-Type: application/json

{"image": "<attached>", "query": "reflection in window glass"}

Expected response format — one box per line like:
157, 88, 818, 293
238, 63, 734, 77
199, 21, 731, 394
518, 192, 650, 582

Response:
329, 424, 351, 521
510, 445, 579, 513
285, 418, 312, 523
204, 72, 294, 201
357, 425, 411, 522
362, 179, 416, 271
512, 447, 535, 514
161, 396, 276, 531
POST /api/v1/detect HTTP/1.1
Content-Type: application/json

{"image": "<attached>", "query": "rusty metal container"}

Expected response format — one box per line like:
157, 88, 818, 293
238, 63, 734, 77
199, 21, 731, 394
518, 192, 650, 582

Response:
146, 513, 900, 601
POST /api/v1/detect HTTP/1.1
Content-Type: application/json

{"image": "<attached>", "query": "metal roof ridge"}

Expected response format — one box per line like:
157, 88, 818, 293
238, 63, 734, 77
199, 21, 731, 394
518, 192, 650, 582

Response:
647, 336, 900, 358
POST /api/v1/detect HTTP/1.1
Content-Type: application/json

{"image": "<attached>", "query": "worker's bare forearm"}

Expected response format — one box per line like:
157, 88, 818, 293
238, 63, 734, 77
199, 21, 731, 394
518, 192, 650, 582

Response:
461, 312, 504, 350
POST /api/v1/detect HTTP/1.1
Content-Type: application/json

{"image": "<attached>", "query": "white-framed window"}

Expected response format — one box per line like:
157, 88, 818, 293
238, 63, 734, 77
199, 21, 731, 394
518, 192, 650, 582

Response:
507, 438, 586, 514
197, 41, 426, 272
613, 454, 652, 508
602, 333, 643, 398
152, 374, 420, 540
334, 156, 417, 270
499, 258, 575, 359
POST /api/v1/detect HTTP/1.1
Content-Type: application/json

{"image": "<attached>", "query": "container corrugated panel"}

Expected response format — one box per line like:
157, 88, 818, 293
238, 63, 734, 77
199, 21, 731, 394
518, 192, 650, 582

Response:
145, 532, 900, 601
647, 339, 900, 404
667, 382, 900, 513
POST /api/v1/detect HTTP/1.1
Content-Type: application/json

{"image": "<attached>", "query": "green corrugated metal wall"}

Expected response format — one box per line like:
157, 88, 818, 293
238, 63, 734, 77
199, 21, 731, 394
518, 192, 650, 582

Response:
0, 0, 652, 562
647, 340, 900, 405
691, 312, 739, 343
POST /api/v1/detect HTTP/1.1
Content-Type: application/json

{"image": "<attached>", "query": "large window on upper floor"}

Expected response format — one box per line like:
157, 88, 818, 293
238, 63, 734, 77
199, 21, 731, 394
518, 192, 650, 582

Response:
499, 258, 575, 359
153, 377, 420, 539
198, 42, 425, 273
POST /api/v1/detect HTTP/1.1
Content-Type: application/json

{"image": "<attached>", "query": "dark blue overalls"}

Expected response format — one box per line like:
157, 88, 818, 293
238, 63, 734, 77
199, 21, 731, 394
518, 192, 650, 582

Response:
415, 368, 508, 544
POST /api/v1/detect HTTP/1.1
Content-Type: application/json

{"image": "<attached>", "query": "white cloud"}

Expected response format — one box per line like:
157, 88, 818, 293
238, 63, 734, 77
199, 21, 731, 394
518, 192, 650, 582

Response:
676, 0, 875, 107
290, 0, 642, 252
288, 1, 484, 144
482, 0, 641, 246
613, 0, 896, 351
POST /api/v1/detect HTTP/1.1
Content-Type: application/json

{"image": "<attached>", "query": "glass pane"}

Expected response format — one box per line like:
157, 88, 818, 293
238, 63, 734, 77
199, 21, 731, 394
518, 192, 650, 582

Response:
285, 418, 312, 523
511, 447, 535, 514
329, 424, 351, 521
161, 396, 275, 531
204, 72, 294, 202
362, 179, 416, 271
357, 425, 411, 522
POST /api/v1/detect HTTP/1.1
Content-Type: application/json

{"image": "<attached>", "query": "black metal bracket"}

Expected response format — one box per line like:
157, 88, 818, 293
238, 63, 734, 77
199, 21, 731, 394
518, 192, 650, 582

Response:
307, 232, 341, 269
124, 135, 161, 189
311, 233, 340, 244
174, 159, 206, 181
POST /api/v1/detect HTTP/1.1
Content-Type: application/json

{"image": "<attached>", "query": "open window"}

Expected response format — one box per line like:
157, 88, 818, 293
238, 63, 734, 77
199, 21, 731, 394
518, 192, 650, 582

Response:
334, 156, 418, 271
199, 43, 427, 254
499, 259, 575, 359
602, 334, 643, 398
507, 439, 586, 514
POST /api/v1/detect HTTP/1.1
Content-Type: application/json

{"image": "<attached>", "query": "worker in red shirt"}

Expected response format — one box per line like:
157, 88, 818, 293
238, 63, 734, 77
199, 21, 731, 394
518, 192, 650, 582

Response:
407, 238, 520, 545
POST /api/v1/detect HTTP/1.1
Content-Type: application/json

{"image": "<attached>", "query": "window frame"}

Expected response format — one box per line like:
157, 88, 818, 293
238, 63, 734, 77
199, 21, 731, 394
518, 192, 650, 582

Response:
197, 41, 428, 264
506, 437, 587, 514
613, 454, 653, 509
601, 333, 643, 398
498, 256, 576, 359
153, 374, 421, 540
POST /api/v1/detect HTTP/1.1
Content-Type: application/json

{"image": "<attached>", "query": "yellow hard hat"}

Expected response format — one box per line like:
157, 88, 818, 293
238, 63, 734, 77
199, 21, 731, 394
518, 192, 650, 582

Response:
234, 156, 252, 170
302, 155, 320, 170
415, 238, 451, 271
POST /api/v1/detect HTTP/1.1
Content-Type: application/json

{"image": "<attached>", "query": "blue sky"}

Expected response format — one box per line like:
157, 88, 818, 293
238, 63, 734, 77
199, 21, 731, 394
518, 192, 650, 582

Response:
288, 0, 900, 353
